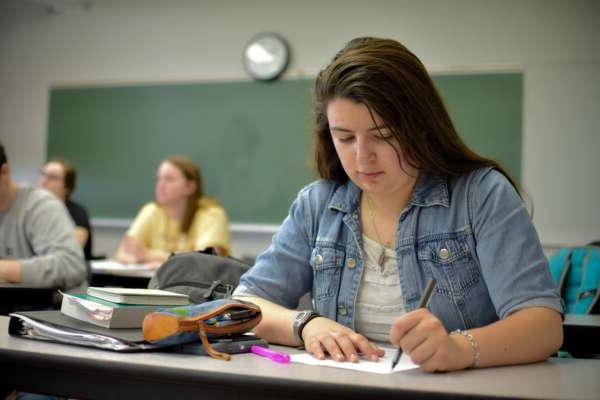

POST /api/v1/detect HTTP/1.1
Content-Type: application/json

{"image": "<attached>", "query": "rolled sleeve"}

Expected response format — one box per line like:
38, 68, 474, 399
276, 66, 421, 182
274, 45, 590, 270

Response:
236, 189, 315, 309
469, 169, 563, 319
232, 283, 258, 298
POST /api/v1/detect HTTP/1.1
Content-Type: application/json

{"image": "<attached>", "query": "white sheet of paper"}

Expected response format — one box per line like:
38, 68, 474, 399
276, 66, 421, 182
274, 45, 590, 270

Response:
290, 346, 418, 374
90, 260, 152, 272
90, 260, 154, 278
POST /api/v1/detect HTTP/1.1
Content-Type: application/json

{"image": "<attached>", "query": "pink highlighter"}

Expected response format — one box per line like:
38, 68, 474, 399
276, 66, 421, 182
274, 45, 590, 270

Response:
250, 345, 291, 364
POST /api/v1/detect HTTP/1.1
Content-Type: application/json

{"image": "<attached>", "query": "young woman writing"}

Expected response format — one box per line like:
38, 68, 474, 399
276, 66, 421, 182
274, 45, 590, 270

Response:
233, 37, 563, 372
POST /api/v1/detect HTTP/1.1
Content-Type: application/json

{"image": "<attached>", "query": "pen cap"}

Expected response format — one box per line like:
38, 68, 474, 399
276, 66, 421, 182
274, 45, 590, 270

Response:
250, 345, 291, 363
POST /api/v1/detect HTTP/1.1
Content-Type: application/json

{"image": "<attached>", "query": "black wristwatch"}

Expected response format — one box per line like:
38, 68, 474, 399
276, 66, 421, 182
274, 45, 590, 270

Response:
292, 310, 321, 344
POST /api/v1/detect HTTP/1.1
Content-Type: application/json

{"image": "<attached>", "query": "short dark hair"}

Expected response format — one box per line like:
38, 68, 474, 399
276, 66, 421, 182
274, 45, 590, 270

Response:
49, 157, 77, 199
313, 37, 517, 190
0, 142, 6, 166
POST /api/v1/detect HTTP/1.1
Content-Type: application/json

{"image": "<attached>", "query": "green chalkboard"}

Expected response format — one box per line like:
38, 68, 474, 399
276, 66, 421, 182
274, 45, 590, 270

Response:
47, 73, 522, 224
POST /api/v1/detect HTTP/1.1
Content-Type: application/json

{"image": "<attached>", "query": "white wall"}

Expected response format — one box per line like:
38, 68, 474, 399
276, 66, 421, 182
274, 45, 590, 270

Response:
1, 0, 598, 258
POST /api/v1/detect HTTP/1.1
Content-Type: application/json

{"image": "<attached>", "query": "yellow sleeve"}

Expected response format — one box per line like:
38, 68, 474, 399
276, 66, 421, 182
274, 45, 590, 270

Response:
190, 205, 231, 254
126, 203, 158, 246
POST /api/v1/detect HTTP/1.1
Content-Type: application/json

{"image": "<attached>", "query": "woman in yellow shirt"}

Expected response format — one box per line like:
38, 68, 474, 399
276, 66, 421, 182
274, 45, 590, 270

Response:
114, 156, 231, 268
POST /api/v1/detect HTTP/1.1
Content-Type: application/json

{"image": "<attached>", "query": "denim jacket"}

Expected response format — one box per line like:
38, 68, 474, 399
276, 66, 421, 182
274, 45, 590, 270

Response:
235, 167, 562, 332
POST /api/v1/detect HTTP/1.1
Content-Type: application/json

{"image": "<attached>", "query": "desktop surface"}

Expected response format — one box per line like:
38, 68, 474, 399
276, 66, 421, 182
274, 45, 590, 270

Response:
1, 317, 599, 400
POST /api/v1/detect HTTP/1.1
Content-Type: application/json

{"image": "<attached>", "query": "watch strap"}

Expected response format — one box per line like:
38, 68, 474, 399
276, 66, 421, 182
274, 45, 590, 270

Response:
292, 310, 321, 344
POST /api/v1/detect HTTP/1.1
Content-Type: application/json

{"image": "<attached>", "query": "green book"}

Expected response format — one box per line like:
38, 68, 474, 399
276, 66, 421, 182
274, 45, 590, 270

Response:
60, 292, 164, 329
86, 287, 189, 306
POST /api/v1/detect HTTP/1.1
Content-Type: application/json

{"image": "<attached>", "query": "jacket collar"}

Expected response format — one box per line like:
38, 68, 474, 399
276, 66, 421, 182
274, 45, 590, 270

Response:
328, 170, 449, 214
410, 170, 450, 208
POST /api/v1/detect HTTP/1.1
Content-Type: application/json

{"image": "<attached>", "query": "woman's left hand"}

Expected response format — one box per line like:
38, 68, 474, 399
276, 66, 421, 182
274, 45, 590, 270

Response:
389, 308, 473, 372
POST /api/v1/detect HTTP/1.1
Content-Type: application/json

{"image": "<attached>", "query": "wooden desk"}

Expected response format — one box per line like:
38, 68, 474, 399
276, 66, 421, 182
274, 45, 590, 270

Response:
563, 314, 600, 358
1, 318, 599, 400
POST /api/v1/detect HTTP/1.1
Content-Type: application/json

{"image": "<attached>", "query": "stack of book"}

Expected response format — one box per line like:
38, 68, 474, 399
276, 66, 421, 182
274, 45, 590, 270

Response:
60, 287, 189, 328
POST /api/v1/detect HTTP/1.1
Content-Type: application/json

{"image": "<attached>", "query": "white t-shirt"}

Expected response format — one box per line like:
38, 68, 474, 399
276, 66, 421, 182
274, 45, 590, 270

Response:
354, 234, 406, 342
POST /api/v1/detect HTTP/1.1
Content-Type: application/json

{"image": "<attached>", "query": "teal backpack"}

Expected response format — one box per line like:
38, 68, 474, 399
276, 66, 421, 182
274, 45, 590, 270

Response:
548, 245, 600, 314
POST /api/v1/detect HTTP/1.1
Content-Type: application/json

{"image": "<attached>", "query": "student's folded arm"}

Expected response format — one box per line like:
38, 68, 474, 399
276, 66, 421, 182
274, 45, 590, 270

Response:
114, 235, 144, 263
114, 237, 133, 263
232, 191, 316, 345
465, 306, 562, 368
0, 259, 22, 282
231, 294, 300, 346
390, 305, 562, 371
19, 197, 86, 290
235, 293, 385, 363
143, 248, 170, 264
74, 226, 89, 247
115, 235, 168, 266
115, 203, 156, 262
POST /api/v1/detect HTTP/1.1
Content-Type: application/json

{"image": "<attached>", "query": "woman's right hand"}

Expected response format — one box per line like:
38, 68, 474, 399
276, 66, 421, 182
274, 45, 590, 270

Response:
301, 317, 385, 363
122, 236, 147, 262
114, 236, 146, 264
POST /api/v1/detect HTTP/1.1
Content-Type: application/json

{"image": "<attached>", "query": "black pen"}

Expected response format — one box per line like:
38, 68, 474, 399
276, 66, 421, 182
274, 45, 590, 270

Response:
391, 278, 437, 370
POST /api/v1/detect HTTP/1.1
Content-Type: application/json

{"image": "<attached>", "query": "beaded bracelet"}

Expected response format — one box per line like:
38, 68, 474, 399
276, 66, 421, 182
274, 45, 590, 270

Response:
451, 329, 480, 368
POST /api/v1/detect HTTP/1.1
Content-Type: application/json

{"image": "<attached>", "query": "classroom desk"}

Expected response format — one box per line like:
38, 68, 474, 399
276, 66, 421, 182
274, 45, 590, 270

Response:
1, 318, 599, 400
0, 284, 57, 315
563, 313, 600, 358
90, 260, 153, 288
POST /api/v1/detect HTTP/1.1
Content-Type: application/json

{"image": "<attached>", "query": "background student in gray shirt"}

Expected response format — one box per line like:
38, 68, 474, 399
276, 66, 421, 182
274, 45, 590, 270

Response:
0, 142, 86, 290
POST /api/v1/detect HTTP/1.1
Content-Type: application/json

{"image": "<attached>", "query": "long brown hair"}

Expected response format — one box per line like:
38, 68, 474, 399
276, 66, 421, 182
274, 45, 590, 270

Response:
163, 156, 214, 234
313, 37, 518, 190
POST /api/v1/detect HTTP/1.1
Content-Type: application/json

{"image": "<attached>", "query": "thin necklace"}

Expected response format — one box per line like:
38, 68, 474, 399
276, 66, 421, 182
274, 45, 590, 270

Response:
364, 194, 387, 268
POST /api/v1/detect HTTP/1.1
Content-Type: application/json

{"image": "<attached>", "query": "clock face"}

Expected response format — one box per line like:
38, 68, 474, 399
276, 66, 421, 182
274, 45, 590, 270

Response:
243, 33, 290, 81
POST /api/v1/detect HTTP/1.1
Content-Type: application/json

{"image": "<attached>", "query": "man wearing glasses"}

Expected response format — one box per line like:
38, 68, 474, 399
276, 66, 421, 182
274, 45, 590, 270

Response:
39, 158, 93, 260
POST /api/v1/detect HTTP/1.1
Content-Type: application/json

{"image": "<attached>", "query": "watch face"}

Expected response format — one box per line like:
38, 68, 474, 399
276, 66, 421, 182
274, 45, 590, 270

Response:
297, 310, 311, 322
293, 310, 315, 343
243, 33, 290, 81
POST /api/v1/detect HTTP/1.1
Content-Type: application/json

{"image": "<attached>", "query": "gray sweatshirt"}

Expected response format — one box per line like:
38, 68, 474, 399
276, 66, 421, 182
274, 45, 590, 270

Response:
0, 186, 86, 290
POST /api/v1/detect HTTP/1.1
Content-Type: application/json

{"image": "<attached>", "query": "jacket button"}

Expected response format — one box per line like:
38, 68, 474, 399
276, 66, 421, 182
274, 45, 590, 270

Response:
315, 254, 323, 265
439, 248, 450, 260
346, 258, 356, 269
337, 306, 347, 316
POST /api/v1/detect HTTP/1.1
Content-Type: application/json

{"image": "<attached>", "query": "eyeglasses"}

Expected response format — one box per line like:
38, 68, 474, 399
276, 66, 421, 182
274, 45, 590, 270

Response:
39, 170, 63, 181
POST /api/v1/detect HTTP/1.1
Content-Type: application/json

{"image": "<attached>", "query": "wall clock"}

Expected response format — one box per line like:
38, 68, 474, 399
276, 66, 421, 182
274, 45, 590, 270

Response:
243, 32, 290, 81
